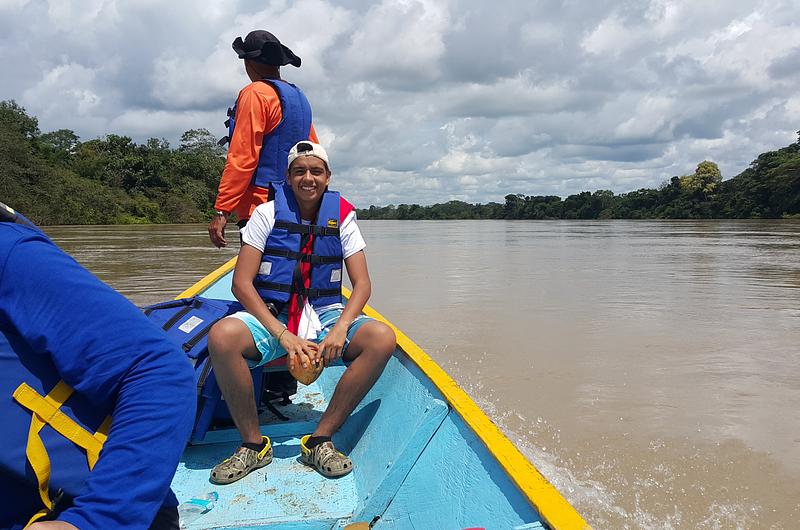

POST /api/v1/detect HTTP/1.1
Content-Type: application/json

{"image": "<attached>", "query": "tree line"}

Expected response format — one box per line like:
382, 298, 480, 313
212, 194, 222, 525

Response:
1, 100, 224, 225
1, 100, 798, 224
359, 143, 800, 220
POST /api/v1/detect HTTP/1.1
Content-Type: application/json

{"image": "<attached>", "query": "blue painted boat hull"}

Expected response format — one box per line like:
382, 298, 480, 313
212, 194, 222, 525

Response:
172, 264, 587, 529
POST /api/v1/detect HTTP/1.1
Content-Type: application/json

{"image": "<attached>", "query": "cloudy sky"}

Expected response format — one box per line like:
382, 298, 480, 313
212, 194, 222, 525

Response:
1, 0, 799, 206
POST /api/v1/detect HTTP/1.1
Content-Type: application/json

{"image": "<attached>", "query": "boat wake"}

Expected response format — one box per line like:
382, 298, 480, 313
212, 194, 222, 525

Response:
446, 360, 768, 530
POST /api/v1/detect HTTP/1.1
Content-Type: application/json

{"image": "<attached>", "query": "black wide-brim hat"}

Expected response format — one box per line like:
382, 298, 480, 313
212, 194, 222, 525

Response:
232, 30, 301, 67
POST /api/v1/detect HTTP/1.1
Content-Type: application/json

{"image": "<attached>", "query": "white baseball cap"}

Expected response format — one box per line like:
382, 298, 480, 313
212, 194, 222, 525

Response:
287, 141, 330, 169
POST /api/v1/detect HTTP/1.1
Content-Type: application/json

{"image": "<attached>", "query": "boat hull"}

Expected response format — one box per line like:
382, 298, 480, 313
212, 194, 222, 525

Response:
172, 260, 588, 529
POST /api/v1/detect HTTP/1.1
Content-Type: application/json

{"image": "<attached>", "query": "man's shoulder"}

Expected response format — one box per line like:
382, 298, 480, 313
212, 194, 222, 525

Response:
241, 80, 280, 101
234, 83, 277, 116
250, 200, 276, 221
0, 223, 47, 260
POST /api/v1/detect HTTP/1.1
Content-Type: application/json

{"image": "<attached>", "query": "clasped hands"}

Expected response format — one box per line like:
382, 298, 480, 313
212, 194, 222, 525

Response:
278, 325, 347, 370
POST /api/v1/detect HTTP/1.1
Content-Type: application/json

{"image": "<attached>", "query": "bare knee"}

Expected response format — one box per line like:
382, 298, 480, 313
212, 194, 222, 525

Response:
346, 321, 396, 363
208, 317, 250, 358
373, 323, 396, 359
361, 322, 396, 362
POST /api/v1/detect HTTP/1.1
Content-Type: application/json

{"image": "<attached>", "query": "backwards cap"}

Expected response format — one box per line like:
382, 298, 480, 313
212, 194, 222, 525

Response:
288, 141, 330, 169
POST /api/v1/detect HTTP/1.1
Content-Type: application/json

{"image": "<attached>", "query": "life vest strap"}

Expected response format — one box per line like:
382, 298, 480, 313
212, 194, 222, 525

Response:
254, 279, 340, 299
264, 247, 341, 264
274, 220, 340, 237
13, 381, 111, 527
254, 279, 292, 294
160, 299, 201, 331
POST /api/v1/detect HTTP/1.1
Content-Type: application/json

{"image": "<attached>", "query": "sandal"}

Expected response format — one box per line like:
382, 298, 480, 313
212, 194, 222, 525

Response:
210, 436, 272, 484
300, 435, 353, 478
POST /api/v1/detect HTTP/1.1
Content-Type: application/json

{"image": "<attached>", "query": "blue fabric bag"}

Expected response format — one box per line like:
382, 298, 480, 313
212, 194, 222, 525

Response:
142, 296, 291, 441
142, 297, 242, 363
142, 297, 251, 441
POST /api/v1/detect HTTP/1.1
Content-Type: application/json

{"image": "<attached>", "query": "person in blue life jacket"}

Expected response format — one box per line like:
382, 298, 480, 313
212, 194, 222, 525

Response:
208, 29, 318, 248
208, 29, 319, 410
206, 141, 397, 484
0, 203, 196, 530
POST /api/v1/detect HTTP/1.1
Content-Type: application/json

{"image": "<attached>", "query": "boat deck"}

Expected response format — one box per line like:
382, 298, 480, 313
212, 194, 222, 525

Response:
169, 266, 581, 529
173, 372, 360, 529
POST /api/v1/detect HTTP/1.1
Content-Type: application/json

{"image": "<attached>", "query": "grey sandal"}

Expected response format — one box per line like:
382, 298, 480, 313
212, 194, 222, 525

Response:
210, 436, 272, 485
300, 435, 353, 478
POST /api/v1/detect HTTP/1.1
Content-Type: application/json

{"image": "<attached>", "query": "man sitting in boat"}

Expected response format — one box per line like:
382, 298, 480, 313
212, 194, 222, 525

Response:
0, 203, 196, 530
206, 141, 396, 484
208, 28, 320, 411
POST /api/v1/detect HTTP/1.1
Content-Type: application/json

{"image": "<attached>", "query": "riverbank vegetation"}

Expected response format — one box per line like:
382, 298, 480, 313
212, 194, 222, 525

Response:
1, 100, 798, 224
360, 138, 800, 220
1, 100, 224, 225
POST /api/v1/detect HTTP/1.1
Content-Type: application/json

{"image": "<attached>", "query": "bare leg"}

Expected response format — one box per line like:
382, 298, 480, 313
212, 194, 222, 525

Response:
207, 317, 263, 444
312, 321, 396, 437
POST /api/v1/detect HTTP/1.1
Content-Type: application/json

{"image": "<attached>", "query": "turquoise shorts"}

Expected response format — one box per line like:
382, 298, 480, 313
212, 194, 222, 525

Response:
227, 307, 374, 368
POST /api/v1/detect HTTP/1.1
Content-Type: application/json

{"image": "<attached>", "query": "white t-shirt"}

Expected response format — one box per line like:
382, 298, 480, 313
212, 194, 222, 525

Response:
241, 200, 366, 319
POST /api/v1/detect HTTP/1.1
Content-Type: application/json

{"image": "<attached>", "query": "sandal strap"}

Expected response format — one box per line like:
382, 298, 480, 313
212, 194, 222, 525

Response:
315, 442, 349, 468
220, 447, 257, 471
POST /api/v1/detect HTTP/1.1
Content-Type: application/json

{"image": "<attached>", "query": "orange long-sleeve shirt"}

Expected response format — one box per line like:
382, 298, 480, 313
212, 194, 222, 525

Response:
214, 80, 318, 221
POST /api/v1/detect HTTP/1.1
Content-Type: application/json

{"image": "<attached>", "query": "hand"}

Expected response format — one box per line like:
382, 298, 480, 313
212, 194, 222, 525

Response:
208, 214, 228, 248
318, 324, 347, 366
279, 330, 320, 370
29, 522, 79, 530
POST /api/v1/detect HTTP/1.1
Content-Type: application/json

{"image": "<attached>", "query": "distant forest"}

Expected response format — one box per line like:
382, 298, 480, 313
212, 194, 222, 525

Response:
359, 137, 800, 220
1, 100, 798, 225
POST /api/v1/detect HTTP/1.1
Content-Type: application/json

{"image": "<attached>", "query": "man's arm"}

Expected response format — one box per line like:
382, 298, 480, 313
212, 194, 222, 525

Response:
213, 88, 268, 217
209, 87, 270, 247
0, 230, 195, 530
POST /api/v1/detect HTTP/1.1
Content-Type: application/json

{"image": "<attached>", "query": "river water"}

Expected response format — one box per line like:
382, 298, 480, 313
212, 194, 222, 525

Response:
45, 220, 800, 529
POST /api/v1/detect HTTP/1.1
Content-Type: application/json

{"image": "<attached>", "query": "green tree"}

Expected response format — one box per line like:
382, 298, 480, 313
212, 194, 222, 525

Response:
179, 128, 224, 156
0, 100, 40, 140
39, 129, 80, 164
680, 160, 722, 196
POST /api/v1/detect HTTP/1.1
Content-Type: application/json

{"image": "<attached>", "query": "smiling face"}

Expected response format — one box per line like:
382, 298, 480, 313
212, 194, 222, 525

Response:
287, 155, 331, 218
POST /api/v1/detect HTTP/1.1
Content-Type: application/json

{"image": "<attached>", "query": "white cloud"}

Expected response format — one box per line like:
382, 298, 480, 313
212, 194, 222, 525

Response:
785, 97, 800, 122
339, 0, 450, 85
442, 75, 582, 118
614, 96, 676, 140
21, 62, 112, 135
151, 39, 243, 109
0, 0, 29, 9
0, 0, 798, 207
46, 0, 119, 31
109, 109, 220, 140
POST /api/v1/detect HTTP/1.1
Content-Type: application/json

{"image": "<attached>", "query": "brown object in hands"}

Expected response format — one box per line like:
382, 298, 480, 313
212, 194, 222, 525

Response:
288, 358, 324, 385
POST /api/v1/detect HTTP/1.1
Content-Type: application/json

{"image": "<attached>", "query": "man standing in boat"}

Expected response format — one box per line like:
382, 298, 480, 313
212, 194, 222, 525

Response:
206, 142, 396, 484
207, 29, 320, 411
0, 203, 196, 530
207, 30, 319, 247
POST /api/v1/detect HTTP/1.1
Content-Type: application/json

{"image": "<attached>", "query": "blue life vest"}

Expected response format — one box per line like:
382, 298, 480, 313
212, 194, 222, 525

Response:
254, 184, 343, 310
0, 208, 111, 527
222, 79, 312, 189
